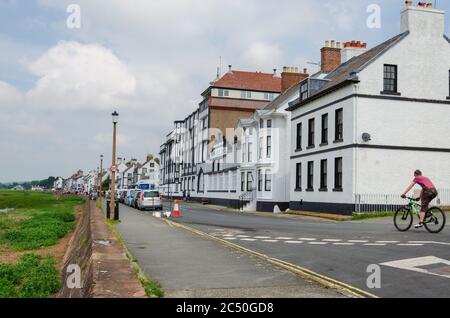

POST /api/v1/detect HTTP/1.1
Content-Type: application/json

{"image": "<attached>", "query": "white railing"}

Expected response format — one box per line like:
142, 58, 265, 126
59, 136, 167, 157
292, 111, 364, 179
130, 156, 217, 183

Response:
354, 189, 450, 213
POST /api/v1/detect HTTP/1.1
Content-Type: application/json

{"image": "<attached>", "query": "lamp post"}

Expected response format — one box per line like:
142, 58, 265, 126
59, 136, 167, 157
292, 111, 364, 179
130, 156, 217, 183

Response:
110, 111, 119, 220
99, 155, 104, 198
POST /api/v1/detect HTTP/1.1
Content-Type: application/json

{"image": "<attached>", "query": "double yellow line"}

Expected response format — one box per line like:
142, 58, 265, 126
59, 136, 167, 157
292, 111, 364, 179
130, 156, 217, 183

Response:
164, 218, 379, 299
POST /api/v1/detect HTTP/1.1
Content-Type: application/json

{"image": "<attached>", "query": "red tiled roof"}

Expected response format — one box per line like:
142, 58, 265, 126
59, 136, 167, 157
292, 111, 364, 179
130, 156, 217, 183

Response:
212, 70, 281, 93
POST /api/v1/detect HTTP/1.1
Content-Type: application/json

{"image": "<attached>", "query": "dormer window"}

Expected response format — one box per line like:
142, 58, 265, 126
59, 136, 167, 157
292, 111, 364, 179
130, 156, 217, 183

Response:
382, 64, 399, 95
300, 81, 309, 101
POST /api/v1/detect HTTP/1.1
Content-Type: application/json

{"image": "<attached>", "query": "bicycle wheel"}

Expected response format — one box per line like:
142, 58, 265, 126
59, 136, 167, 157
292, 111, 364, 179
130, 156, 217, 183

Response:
424, 207, 446, 234
394, 207, 413, 232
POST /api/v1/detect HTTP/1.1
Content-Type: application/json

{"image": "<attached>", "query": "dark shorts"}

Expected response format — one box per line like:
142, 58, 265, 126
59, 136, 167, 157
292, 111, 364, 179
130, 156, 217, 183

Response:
421, 189, 438, 211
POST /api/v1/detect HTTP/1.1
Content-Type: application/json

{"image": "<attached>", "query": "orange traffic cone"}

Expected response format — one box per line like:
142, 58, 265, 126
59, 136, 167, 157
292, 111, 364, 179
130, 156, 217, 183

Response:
172, 200, 181, 218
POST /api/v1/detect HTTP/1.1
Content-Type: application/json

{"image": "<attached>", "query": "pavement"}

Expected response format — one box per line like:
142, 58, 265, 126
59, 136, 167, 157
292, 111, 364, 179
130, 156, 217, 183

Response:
90, 201, 146, 298
114, 203, 345, 298
163, 201, 450, 298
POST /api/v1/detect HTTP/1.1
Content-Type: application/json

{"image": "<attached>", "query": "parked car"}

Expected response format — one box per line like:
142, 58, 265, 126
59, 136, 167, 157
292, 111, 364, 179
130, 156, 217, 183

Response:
132, 190, 142, 208
126, 190, 135, 206
137, 190, 163, 211
119, 190, 127, 203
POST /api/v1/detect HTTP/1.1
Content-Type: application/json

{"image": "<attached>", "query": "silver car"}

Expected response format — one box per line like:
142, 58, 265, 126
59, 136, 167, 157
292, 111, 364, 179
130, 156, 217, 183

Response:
137, 190, 163, 211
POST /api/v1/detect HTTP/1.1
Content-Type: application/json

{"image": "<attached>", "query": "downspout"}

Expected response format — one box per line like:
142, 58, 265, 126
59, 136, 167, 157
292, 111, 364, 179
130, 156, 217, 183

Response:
353, 83, 359, 206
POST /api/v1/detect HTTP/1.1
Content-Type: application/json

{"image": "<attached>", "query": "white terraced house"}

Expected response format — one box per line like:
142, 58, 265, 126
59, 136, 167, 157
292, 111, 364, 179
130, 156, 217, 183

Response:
288, 3, 450, 214
159, 67, 283, 205
236, 67, 308, 212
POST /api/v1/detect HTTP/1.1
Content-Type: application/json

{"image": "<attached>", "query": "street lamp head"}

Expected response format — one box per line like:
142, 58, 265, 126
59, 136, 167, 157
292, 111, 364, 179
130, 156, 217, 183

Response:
100, 154, 104, 159
112, 111, 119, 124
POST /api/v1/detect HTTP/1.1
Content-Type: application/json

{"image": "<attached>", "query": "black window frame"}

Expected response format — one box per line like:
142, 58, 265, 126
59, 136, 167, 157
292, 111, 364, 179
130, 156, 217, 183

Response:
308, 118, 315, 148
266, 136, 272, 158
307, 161, 314, 191
295, 162, 302, 191
334, 157, 343, 191
320, 159, 328, 191
296, 123, 302, 151
382, 64, 399, 95
321, 113, 328, 145
241, 172, 245, 191
300, 81, 309, 101
265, 170, 272, 192
334, 108, 343, 143
267, 119, 272, 129
257, 169, 263, 191
246, 171, 253, 191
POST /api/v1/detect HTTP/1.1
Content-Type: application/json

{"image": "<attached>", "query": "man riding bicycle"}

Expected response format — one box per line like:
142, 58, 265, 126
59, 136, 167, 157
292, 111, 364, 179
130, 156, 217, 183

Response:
401, 170, 438, 229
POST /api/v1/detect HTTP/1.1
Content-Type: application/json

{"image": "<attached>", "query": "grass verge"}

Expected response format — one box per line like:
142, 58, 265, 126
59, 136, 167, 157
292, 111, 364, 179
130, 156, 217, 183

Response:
0, 191, 84, 298
0, 254, 61, 298
352, 211, 395, 221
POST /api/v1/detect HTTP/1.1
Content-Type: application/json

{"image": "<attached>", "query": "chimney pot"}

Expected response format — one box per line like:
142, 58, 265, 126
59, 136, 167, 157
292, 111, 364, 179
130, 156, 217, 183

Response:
303, 68, 308, 74
228, 65, 232, 72
325, 40, 330, 47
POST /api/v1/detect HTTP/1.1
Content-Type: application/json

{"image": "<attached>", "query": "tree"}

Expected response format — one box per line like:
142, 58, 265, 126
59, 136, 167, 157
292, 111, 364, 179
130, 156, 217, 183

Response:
102, 177, 111, 191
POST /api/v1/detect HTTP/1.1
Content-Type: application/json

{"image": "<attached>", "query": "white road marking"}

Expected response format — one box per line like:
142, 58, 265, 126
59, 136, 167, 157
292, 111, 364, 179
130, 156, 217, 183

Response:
254, 236, 271, 239
223, 237, 237, 240
408, 241, 450, 246
222, 234, 234, 237
262, 240, 279, 243
348, 240, 369, 243
240, 238, 257, 242
285, 241, 304, 244
236, 235, 251, 238
381, 256, 450, 279
308, 242, 328, 245
275, 237, 294, 240
322, 239, 342, 242
397, 244, 424, 246
364, 243, 386, 246
333, 243, 355, 246
299, 238, 317, 241
376, 241, 399, 244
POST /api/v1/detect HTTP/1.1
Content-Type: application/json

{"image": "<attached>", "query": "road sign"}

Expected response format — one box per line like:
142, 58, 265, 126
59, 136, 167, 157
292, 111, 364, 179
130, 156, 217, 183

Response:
109, 165, 118, 173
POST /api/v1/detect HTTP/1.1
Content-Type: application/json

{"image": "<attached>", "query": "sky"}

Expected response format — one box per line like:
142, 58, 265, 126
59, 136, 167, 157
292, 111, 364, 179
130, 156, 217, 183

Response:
0, 0, 449, 182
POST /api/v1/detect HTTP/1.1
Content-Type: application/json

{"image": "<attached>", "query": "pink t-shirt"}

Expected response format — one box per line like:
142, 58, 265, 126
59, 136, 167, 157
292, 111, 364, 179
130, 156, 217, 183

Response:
413, 176, 436, 190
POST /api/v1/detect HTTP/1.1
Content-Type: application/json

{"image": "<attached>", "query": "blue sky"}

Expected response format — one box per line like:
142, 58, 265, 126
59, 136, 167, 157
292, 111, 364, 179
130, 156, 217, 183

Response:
1, 0, 449, 182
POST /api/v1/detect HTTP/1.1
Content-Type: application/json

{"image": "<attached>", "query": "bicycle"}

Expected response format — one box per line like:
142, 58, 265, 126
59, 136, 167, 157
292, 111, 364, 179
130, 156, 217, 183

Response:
394, 197, 446, 233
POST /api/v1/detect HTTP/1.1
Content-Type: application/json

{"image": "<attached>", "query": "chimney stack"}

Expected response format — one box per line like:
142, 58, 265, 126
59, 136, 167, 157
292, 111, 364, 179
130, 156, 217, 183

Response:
228, 65, 233, 72
341, 40, 369, 63
401, 1, 444, 37
281, 67, 309, 93
321, 40, 342, 73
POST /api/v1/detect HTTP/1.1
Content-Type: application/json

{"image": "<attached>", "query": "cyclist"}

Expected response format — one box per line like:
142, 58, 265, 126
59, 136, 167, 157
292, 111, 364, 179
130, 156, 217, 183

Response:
401, 170, 438, 229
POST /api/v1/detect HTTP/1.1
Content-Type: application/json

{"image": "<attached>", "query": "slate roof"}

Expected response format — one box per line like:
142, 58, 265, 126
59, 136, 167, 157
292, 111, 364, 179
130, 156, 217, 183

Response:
288, 31, 410, 111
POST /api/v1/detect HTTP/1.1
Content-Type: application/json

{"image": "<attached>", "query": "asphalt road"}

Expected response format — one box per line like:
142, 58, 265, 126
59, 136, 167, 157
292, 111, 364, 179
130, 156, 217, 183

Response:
164, 201, 450, 298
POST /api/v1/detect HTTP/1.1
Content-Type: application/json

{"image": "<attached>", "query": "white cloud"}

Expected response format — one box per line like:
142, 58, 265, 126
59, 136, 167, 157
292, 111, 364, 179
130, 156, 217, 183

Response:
94, 132, 132, 146
0, 80, 23, 107
241, 42, 283, 70
26, 41, 136, 110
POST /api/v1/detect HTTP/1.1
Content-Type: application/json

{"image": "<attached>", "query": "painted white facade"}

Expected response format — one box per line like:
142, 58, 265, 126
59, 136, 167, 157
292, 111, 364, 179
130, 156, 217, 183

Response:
289, 4, 450, 214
